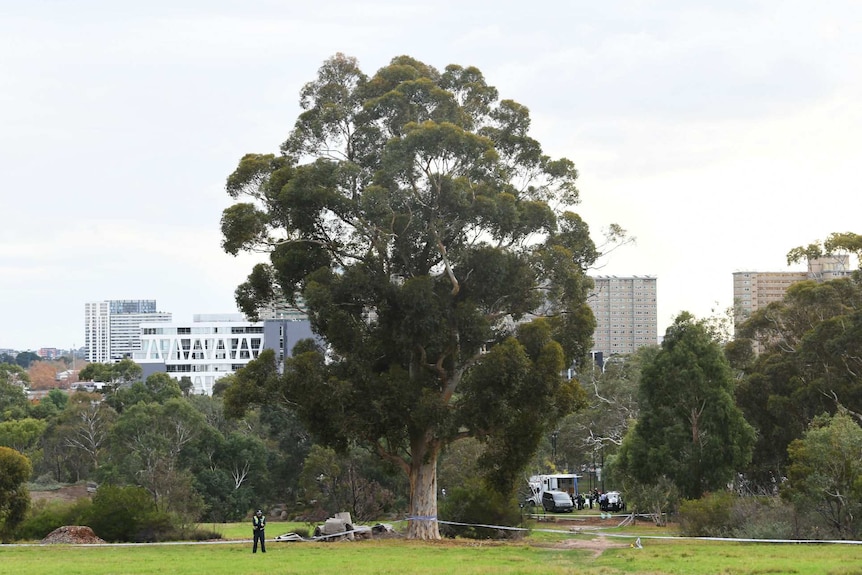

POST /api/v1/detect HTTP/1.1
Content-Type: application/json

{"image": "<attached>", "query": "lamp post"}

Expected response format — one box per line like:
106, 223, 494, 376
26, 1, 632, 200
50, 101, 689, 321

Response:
600, 446, 605, 492
551, 430, 559, 469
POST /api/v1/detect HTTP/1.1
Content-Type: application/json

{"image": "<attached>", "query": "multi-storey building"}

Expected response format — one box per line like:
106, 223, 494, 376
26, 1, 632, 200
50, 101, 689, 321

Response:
732, 255, 852, 329
135, 313, 315, 395
256, 295, 308, 321
84, 300, 172, 363
38, 348, 61, 360
588, 276, 658, 362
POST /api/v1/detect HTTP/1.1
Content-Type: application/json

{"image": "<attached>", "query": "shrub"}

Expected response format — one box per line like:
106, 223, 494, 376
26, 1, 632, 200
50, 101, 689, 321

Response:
679, 492, 803, 539
439, 480, 524, 540
729, 496, 795, 540
622, 476, 679, 526
29, 473, 62, 491
83, 484, 178, 542
181, 527, 223, 541
677, 491, 735, 536
13, 498, 92, 541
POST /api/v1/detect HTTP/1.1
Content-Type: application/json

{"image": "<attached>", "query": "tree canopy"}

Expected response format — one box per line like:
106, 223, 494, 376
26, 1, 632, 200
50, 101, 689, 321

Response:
787, 232, 862, 267
614, 313, 755, 500
785, 410, 862, 539
735, 274, 862, 489
0, 446, 31, 541
221, 53, 604, 539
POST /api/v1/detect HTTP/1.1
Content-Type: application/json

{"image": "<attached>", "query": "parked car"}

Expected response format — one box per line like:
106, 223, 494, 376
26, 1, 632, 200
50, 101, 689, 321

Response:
605, 491, 625, 512
542, 490, 574, 513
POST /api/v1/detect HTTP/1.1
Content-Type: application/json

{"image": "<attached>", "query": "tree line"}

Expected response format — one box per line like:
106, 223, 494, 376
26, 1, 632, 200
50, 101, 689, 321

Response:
3, 50, 861, 542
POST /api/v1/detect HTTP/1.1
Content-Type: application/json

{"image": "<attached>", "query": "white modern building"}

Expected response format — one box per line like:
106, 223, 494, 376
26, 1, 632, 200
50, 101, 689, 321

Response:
84, 300, 172, 363
135, 313, 315, 395
588, 276, 658, 362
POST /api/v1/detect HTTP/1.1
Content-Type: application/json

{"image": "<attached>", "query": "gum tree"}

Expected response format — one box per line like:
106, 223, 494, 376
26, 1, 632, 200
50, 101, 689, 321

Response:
615, 313, 755, 500
221, 54, 602, 539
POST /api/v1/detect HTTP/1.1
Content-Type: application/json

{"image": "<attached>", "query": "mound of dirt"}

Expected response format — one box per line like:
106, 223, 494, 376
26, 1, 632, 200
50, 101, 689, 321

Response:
41, 525, 106, 545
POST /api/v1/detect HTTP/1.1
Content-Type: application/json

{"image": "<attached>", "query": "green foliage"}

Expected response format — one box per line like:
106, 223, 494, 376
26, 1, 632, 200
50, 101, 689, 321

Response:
787, 232, 862, 266
727, 496, 795, 540
615, 313, 754, 499
557, 346, 655, 475
13, 498, 92, 541
677, 492, 735, 537
0, 446, 32, 540
101, 398, 207, 518
222, 53, 607, 538
437, 438, 483, 494
0, 417, 47, 453
298, 444, 400, 521
614, 475, 679, 526
736, 274, 862, 490
439, 478, 524, 539
677, 493, 797, 539
784, 410, 862, 539
0, 368, 29, 422
79, 359, 142, 386
14, 352, 41, 369
186, 429, 267, 523
143, 372, 183, 402
0, 362, 30, 387
78, 362, 113, 382
84, 484, 177, 542
29, 389, 69, 420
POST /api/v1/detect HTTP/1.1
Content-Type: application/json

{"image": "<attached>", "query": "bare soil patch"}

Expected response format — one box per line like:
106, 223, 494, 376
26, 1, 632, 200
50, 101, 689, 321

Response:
30, 484, 92, 504
551, 537, 629, 558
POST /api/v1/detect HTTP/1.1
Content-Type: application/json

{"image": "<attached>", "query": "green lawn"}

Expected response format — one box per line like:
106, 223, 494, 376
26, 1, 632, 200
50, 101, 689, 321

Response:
5, 532, 862, 575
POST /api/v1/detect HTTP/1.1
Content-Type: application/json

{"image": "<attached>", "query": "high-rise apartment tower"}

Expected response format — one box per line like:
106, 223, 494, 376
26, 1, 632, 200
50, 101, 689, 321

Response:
84, 300, 172, 363
588, 276, 658, 362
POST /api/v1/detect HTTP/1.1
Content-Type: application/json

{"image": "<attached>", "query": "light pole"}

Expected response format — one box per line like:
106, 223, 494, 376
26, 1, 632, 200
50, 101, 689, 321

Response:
551, 430, 559, 469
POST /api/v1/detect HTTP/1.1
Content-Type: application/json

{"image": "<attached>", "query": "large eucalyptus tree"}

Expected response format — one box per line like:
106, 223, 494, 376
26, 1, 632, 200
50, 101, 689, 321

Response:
221, 54, 601, 539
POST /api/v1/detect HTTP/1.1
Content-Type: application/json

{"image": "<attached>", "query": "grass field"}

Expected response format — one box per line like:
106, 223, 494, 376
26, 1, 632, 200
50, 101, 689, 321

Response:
5, 527, 862, 575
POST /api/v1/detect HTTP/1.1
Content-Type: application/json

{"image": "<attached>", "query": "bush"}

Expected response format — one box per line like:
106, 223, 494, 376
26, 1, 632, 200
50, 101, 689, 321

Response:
729, 496, 795, 540
28, 473, 62, 491
13, 498, 92, 541
439, 480, 524, 540
678, 492, 802, 539
84, 484, 176, 542
678, 492, 735, 536
181, 527, 223, 541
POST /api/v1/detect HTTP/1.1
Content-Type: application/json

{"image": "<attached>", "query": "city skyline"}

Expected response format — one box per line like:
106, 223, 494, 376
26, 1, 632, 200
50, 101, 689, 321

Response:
2, 1, 861, 350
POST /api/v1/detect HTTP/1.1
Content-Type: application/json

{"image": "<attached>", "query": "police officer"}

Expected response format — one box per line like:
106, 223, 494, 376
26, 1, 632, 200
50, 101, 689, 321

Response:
252, 509, 266, 553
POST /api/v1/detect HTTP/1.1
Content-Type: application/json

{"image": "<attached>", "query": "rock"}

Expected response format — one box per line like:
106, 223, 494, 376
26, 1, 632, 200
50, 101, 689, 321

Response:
41, 525, 107, 544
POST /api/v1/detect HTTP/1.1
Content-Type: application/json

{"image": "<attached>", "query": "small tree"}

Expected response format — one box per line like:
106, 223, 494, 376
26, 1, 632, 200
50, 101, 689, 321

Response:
614, 313, 755, 499
785, 410, 862, 539
85, 484, 163, 542
0, 446, 31, 541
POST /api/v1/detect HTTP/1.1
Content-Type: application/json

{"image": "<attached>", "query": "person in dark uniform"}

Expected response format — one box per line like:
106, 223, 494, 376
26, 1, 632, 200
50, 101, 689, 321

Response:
252, 509, 266, 553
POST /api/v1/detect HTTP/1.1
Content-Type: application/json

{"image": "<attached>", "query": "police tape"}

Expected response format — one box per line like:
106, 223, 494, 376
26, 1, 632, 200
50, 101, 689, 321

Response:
401, 516, 862, 545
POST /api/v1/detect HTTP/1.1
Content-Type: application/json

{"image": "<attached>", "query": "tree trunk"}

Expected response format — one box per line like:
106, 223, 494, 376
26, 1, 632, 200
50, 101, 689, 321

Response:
406, 439, 440, 540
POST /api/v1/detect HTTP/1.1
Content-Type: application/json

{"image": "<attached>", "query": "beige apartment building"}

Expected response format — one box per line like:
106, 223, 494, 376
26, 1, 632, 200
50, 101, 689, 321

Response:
732, 255, 852, 329
588, 276, 658, 363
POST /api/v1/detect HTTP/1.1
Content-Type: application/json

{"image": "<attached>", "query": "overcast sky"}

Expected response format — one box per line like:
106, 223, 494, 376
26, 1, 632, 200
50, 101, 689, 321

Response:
2, 1, 860, 351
